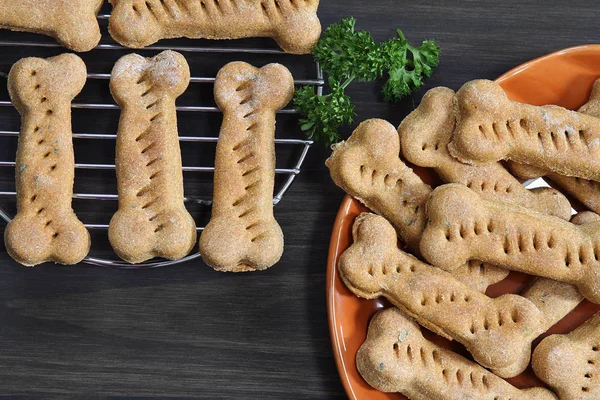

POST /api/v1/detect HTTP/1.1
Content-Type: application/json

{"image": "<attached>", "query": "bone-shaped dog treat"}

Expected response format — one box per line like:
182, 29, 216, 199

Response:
199, 62, 292, 272
0, 0, 103, 52
327, 118, 508, 291
4, 54, 90, 266
339, 213, 544, 377
108, 51, 197, 264
509, 161, 600, 215
523, 278, 583, 333
327, 119, 431, 249
532, 311, 600, 399
108, 0, 321, 54
579, 78, 600, 119
357, 308, 557, 400
572, 211, 600, 225
448, 79, 600, 181
399, 86, 572, 220
521, 213, 594, 333
395, 80, 590, 332
507, 87, 600, 214
421, 183, 600, 303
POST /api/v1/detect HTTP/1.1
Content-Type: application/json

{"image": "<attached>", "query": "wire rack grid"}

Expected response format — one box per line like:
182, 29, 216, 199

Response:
0, 13, 324, 269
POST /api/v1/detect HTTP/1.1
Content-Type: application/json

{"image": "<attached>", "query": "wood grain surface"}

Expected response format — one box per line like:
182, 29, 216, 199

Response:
0, 1, 598, 398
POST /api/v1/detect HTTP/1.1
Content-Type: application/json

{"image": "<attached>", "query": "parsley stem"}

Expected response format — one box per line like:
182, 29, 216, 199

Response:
340, 75, 356, 90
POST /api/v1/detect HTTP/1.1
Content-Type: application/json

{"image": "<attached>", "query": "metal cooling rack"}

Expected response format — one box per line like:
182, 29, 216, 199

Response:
0, 14, 324, 268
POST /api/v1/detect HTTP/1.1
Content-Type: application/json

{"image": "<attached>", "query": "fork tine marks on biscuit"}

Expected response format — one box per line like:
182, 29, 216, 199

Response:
0, 0, 103, 52
519, 213, 595, 334
449, 79, 600, 181
326, 119, 431, 250
109, 51, 197, 264
357, 308, 557, 400
4, 54, 90, 266
399, 86, 572, 220
506, 89, 600, 215
339, 213, 544, 377
533, 311, 600, 399
326, 118, 507, 291
108, 0, 321, 54
199, 62, 293, 272
421, 184, 600, 303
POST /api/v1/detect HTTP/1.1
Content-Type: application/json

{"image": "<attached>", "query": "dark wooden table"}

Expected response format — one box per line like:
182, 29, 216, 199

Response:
0, 1, 597, 398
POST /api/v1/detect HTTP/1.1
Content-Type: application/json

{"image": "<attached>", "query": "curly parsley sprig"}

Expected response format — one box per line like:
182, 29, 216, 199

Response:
294, 17, 440, 146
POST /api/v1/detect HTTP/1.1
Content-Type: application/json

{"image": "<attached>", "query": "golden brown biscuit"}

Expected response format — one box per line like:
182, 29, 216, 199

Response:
340, 213, 544, 377
399, 86, 571, 220
523, 278, 583, 333
0, 0, 103, 52
199, 62, 293, 272
108, 0, 321, 54
520, 213, 597, 333
579, 78, 600, 118
4, 54, 90, 266
357, 308, 558, 400
449, 79, 600, 181
421, 184, 600, 303
109, 51, 197, 264
507, 86, 600, 214
327, 119, 431, 249
327, 119, 508, 292
533, 311, 600, 400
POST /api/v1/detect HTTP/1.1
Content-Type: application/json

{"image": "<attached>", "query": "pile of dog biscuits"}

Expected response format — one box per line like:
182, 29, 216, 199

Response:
1, 0, 322, 271
329, 79, 600, 399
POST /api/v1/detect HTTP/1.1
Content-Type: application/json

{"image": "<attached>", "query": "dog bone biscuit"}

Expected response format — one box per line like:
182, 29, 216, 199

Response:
327, 118, 507, 291
109, 51, 197, 264
108, 0, 321, 54
399, 86, 571, 220
199, 62, 293, 272
339, 213, 544, 377
579, 78, 600, 118
506, 91, 600, 214
4, 54, 90, 266
533, 311, 600, 399
421, 184, 600, 303
571, 211, 600, 225
520, 213, 595, 333
357, 308, 557, 400
523, 278, 583, 333
0, 0, 103, 52
522, 169, 600, 215
327, 119, 431, 249
449, 79, 600, 181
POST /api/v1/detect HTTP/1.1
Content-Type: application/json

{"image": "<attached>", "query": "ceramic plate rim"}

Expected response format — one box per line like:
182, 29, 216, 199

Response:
326, 44, 600, 400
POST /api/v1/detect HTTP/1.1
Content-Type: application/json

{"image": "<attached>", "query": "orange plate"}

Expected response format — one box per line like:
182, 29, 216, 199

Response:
326, 45, 600, 400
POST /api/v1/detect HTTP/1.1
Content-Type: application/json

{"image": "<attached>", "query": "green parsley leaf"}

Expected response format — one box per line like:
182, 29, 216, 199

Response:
381, 30, 441, 102
294, 18, 440, 144
312, 17, 384, 82
294, 77, 355, 146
